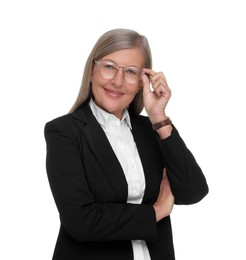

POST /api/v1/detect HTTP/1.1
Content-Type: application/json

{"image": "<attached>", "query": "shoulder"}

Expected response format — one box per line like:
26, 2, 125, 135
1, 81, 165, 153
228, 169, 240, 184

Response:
45, 113, 73, 132
44, 113, 82, 143
44, 102, 90, 131
44, 102, 92, 141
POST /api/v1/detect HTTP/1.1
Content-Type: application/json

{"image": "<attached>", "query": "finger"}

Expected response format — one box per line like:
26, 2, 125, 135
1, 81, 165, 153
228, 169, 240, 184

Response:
151, 71, 168, 85
142, 68, 157, 78
149, 72, 170, 92
155, 86, 171, 99
151, 84, 167, 98
151, 74, 168, 88
141, 71, 152, 95
152, 76, 171, 96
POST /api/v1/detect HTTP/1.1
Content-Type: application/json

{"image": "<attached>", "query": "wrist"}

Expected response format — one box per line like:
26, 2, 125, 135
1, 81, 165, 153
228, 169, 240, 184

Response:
152, 117, 172, 131
149, 115, 169, 125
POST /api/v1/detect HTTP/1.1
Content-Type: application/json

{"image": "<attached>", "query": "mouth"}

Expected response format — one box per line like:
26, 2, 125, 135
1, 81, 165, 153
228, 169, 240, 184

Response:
104, 88, 124, 98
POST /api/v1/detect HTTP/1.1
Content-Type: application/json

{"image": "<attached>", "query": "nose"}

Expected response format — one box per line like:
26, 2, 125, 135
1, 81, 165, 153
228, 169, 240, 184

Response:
111, 68, 124, 87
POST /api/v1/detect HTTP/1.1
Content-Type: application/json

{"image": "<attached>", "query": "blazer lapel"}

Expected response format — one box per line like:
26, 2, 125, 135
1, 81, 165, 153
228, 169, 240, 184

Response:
72, 103, 128, 202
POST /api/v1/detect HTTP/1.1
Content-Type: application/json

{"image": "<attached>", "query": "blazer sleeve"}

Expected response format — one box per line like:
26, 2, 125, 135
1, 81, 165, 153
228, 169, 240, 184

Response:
44, 117, 157, 242
157, 126, 209, 205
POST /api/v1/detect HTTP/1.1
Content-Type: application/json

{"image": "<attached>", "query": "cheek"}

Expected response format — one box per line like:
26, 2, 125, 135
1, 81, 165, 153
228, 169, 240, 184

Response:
91, 66, 101, 83
91, 67, 108, 85
91, 83, 102, 98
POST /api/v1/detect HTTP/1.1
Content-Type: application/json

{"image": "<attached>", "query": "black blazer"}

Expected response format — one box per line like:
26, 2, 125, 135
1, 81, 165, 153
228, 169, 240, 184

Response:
44, 102, 208, 260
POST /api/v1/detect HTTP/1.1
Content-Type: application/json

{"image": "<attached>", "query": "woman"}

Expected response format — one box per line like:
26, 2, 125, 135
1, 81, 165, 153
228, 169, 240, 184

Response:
44, 28, 208, 260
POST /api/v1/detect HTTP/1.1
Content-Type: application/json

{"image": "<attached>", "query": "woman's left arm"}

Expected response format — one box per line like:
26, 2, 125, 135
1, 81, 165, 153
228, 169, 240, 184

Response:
157, 126, 208, 204
142, 69, 208, 204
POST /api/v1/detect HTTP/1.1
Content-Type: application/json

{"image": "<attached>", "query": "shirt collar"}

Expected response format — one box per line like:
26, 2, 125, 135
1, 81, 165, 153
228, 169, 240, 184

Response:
89, 99, 132, 129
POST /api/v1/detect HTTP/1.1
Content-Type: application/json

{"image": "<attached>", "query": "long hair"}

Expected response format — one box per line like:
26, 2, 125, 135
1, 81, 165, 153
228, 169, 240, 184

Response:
69, 28, 152, 114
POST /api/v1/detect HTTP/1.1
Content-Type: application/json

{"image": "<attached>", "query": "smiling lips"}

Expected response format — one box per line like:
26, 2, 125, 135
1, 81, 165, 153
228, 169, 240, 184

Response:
104, 88, 124, 98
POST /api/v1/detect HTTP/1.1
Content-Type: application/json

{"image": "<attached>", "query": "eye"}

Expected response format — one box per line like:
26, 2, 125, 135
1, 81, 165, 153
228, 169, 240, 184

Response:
125, 68, 138, 76
103, 62, 116, 71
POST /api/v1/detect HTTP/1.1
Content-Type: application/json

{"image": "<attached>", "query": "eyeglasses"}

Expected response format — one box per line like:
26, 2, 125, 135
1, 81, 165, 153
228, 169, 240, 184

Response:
94, 60, 142, 84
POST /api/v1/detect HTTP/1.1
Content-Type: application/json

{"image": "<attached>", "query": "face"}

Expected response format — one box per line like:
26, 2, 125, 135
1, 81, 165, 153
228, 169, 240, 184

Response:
91, 48, 144, 119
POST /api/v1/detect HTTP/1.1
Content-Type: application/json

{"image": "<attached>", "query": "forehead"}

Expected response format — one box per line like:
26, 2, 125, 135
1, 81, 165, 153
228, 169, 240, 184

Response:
102, 48, 144, 67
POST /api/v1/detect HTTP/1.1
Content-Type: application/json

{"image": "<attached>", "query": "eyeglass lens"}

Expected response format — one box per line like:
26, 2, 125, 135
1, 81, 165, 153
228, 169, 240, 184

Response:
96, 60, 141, 84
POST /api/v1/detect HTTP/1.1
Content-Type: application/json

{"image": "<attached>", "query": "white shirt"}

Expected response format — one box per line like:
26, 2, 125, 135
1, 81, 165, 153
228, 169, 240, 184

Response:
89, 99, 151, 260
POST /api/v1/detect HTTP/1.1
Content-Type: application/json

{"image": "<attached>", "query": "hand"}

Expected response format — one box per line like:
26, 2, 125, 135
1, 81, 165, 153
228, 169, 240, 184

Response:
153, 168, 174, 222
141, 69, 171, 124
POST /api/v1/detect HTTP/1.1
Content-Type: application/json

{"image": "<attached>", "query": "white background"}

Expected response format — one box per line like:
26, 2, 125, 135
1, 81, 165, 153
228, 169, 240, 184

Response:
0, 0, 245, 259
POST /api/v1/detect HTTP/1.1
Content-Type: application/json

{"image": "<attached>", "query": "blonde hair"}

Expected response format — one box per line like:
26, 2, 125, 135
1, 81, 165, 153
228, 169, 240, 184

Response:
69, 28, 152, 114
